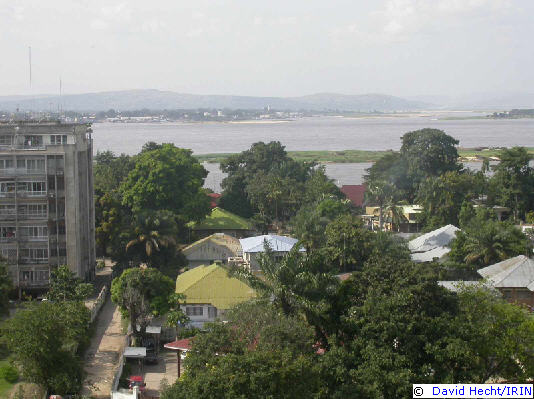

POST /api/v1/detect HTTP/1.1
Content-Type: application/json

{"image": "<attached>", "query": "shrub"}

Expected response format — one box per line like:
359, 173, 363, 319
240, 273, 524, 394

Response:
97, 260, 106, 270
0, 364, 19, 383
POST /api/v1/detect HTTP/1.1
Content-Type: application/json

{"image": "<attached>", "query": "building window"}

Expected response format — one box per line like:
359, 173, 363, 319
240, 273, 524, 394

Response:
0, 158, 14, 169
502, 289, 513, 300
17, 181, 46, 195
20, 226, 48, 239
23, 204, 47, 217
516, 290, 531, 300
0, 226, 16, 240
0, 205, 15, 216
0, 135, 12, 145
21, 271, 33, 281
50, 135, 67, 145
19, 248, 48, 263
186, 306, 204, 316
208, 306, 217, 318
24, 136, 42, 147
36, 270, 49, 281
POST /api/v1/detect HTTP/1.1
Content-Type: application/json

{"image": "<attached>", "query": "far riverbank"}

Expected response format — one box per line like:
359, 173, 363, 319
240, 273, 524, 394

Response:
195, 147, 534, 164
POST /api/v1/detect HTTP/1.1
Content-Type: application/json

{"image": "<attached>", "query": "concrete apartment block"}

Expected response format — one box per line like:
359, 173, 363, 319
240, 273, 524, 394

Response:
0, 121, 95, 292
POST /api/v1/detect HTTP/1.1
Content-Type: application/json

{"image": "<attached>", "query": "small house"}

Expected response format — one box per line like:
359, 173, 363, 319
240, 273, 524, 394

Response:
182, 233, 241, 269
363, 205, 423, 232
176, 263, 256, 328
478, 255, 534, 307
409, 224, 460, 263
239, 234, 304, 272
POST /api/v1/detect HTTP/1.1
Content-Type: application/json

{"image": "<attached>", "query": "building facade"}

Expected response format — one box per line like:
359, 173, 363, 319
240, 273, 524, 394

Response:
0, 121, 95, 292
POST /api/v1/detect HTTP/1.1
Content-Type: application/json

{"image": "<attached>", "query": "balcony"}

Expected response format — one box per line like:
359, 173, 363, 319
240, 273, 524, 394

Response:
0, 168, 46, 176
19, 257, 49, 264
20, 236, 48, 242
18, 191, 47, 198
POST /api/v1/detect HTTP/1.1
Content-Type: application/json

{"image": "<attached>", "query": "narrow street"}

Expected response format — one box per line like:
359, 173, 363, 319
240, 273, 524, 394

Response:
81, 266, 126, 399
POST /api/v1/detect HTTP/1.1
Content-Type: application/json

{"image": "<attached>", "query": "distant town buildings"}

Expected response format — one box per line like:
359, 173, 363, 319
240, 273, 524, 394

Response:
0, 121, 96, 292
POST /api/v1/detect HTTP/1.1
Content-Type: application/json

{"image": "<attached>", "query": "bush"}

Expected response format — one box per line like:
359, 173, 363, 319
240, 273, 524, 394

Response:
97, 260, 106, 270
0, 364, 19, 383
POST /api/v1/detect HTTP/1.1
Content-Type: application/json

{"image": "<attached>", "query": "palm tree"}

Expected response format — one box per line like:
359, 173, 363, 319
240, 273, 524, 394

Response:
366, 181, 396, 231
384, 202, 408, 232
126, 210, 178, 267
463, 221, 509, 266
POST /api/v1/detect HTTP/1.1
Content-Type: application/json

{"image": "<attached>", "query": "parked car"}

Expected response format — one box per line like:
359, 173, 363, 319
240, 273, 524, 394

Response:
128, 376, 146, 391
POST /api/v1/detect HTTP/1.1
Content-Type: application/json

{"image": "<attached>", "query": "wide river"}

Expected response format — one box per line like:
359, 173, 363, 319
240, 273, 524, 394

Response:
92, 115, 534, 191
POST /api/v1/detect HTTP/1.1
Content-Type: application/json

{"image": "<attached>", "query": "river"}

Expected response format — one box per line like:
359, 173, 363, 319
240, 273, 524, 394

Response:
91, 115, 534, 191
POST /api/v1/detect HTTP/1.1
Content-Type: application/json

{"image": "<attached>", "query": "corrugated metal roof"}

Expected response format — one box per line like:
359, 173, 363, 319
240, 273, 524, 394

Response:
182, 233, 241, 256
239, 234, 303, 253
409, 224, 460, 253
411, 246, 451, 263
438, 280, 497, 293
176, 264, 256, 309
478, 255, 534, 290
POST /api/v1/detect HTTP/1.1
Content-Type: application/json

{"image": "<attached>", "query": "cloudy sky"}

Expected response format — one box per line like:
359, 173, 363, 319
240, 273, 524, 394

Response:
1, 0, 532, 97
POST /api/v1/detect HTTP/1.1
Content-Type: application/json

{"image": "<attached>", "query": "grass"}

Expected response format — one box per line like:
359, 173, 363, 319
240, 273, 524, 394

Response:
194, 147, 534, 164
0, 359, 16, 398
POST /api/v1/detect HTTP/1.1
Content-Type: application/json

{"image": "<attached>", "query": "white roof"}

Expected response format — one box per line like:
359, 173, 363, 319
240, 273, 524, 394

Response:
411, 246, 451, 263
409, 224, 460, 253
239, 235, 303, 253
478, 255, 534, 290
123, 347, 146, 358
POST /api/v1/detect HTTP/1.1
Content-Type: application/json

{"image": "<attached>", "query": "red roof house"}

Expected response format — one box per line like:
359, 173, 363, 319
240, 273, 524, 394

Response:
341, 185, 366, 207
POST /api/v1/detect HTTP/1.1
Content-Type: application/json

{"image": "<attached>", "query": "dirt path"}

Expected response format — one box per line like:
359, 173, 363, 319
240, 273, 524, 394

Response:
81, 295, 126, 398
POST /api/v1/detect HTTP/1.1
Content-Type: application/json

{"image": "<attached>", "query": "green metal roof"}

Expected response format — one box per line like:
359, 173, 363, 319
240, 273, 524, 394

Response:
190, 207, 253, 231
176, 264, 256, 309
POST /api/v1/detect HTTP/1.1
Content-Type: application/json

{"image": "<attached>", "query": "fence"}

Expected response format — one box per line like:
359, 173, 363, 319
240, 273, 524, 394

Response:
112, 335, 131, 394
89, 284, 108, 323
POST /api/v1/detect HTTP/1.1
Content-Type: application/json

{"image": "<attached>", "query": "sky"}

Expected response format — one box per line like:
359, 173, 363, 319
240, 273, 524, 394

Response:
1, 0, 533, 98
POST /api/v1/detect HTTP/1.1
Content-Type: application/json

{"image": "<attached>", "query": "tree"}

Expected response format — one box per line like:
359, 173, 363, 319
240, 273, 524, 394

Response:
449, 212, 531, 267
1, 301, 90, 394
450, 286, 534, 383
0, 261, 12, 316
111, 267, 175, 338
219, 141, 312, 219
125, 210, 179, 268
120, 144, 210, 222
489, 147, 534, 220
95, 192, 132, 260
400, 128, 461, 180
416, 171, 484, 230
324, 215, 376, 272
290, 197, 351, 251
162, 301, 320, 399
365, 181, 396, 231
47, 265, 93, 302
364, 152, 411, 201
93, 151, 135, 197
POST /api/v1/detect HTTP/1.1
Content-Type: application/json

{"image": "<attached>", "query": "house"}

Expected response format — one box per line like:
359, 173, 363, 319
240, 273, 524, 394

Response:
477, 255, 534, 307
340, 185, 366, 208
182, 233, 241, 269
189, 207, 255, 239
176, 263, 256, 327
409, 224, 460, 263
363, 205, 423, 232
239, 234, 304, 272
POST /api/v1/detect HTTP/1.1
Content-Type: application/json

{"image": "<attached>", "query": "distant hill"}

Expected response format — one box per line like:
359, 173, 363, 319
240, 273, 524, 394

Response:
407, 92, 534, 110
0, 89, 430, 112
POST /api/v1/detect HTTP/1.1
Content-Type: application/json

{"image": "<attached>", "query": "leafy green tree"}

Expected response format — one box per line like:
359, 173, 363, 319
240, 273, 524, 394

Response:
324, 215, 376, 272
93, 151, 135, 196
121, 144, 210, 221
1, 301, 90, 394
291, 197, 351, 251
488, 147, 534, 220
111, 267, 175, 338
449, 214, 531, 267
95, 192, 132, 260
47, 265, 93, 302
416, 171, 484, 230
400, 128, 461, 181
450, 286, 534, 383
0, 261, 12, 316
365, 180, 396, 230
164, 293, 189, 338
125, 210, 179, 268
364, 152, 411, 201
219, 141, 312, 219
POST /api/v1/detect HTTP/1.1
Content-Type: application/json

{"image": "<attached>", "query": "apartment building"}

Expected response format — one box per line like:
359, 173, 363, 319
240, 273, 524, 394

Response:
0, 121, 95, 292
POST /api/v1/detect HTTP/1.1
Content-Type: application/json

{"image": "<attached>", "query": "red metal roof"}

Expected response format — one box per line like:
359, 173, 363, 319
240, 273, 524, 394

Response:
207, 193, 222, 208
164, 338, 193, 351
341, 185, 366, 207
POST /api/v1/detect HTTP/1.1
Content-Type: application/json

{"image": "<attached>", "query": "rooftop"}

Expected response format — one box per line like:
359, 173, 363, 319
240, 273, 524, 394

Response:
340, 185, 366, 207
182, 233, 241, 256
239, 234, 304, 253
176, 263, 256, 309
409, 224, 460, 253
478, 255, 534, 290
190, 207, 253, 231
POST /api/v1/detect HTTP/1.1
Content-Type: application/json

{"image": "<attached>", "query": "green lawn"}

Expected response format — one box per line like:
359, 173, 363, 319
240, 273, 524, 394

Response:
194, 147, 534, 164
0, 359, 15, 398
